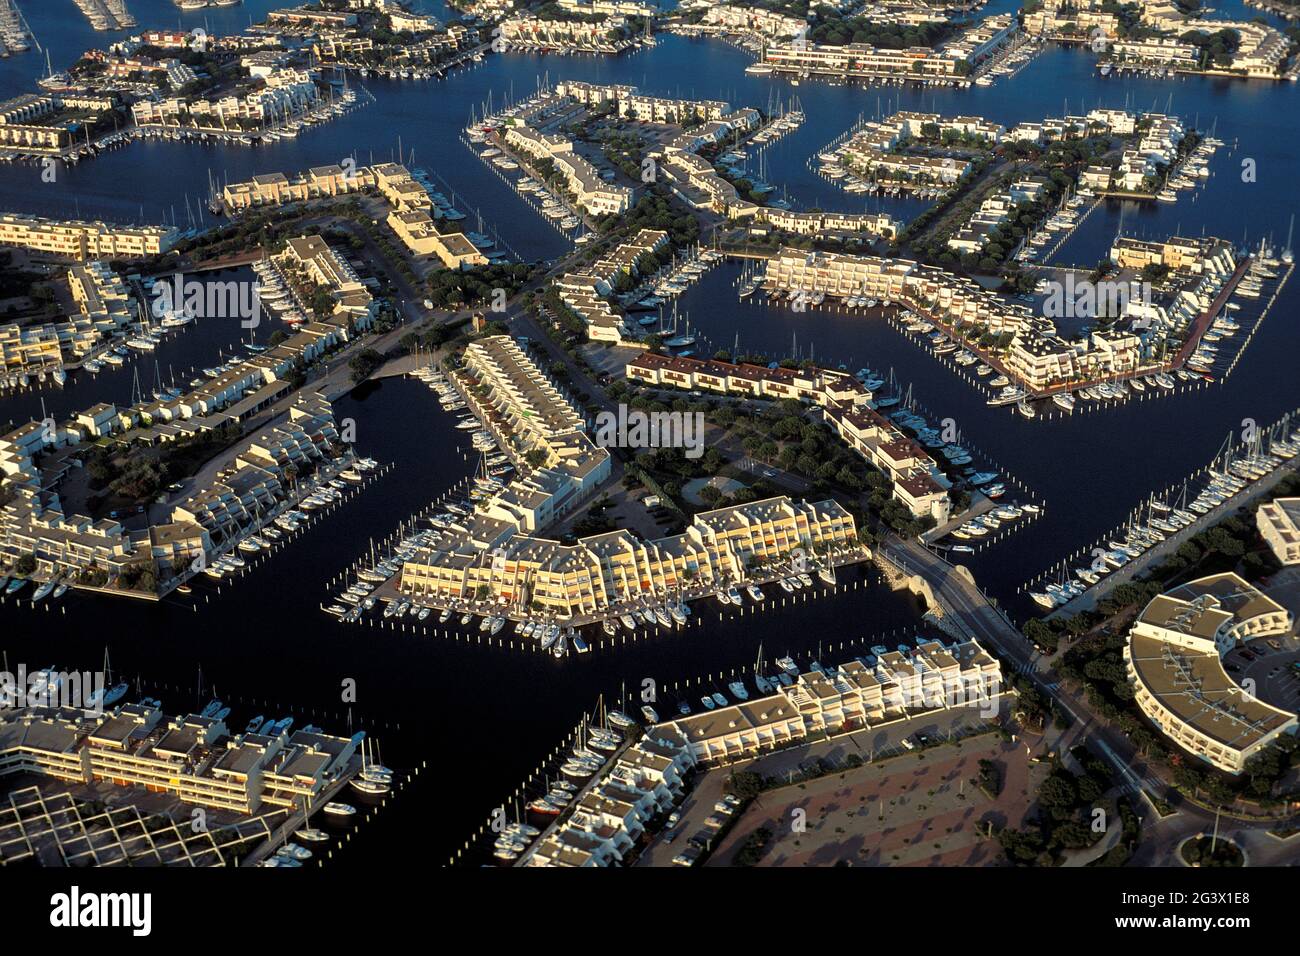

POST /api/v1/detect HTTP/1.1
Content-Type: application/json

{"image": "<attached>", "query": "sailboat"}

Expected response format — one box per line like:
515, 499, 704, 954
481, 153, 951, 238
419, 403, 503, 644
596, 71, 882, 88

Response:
295, 792, 330, 844
350, 736, 393, 794
87, 648, 129, 710
662, 306, 696, 349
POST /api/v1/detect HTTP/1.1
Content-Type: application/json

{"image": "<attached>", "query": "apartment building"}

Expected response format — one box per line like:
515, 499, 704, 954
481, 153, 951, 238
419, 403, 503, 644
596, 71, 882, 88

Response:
464, 336, 587, 443
1124, 573, 1295, 774
222, 163, 375, 210
399, 495, 857, 617
554, 152, 633, 216
0, 94, 86, 152
1110, 235, 1231, 277
702, 4, 806, 39
527, 728, 695, 867
277, 234, 375, 320
0, 213, 176, 260
670, 639, 1002, 764
654, 147, 758, 219
498, 13, 632, 51
502, 124, 630, 216
763, 247, 1033, 335
1111, 37, 1200, 66
1257, 498, 1300, 566
758, 207, 899, 240
1024, 6, 1119, 38
554, 228, 669, 342
170, 395, 342, 546
388, 209, 488, 269
764, 13, 1016, 78
558, 0, 659, 16
0, 323, 63, 378
0, 487, 146, 580
625, 351, 950, 521
1004, 330, 1078, 390
556, 80, 732, 124
0, 702, 359, 815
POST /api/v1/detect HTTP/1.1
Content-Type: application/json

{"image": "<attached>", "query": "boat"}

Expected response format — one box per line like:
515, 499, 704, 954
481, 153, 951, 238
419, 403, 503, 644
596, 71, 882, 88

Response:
745, 584, 765, 602
323, 802, 357, 818
350, 777, 391, 795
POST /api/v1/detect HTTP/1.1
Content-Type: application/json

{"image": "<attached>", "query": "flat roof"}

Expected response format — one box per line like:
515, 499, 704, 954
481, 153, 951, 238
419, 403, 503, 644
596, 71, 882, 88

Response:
1128, 632, 1294, 750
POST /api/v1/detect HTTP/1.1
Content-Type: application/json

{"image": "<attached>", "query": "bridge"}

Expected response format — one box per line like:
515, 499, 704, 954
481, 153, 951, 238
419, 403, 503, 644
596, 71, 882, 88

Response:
876, 535, 1040, 679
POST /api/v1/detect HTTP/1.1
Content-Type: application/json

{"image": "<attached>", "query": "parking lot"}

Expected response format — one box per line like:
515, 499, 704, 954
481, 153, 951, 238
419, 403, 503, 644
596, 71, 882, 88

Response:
1226, 631, 1300, 713
635, 700, 1011, 867
705, 733, 1045, 867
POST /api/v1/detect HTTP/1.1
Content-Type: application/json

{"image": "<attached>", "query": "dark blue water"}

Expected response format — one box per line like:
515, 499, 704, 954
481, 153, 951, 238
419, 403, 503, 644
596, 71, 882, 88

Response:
0, 0, 1296, 863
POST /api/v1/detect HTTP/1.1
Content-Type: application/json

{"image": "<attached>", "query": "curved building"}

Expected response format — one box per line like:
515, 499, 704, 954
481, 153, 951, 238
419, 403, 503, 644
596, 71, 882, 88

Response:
1123, 573, 1295, 774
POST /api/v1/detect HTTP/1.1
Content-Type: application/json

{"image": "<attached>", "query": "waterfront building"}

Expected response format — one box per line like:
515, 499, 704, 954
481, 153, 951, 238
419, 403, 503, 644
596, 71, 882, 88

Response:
556, 80, 733, 124
0, 701, 360, 815
170, 394, 343, 546
557, 0, 659, 16
1110, 235, 1233, 275
277, 234, 375, 321
498, 14, 635, 53
1004, 330, 1078, 390
701, 4, 807, 40
266, 5, 359, 29
68, 260, 135, 332
388, 210, 489, 269
1124, 573, 1296, 774
763, 246, 1033, 335
554, 229, 669, 342
464, 336, 587, 443
624, 351, 950, 521
838, 111, 1003, 184
0, 93, 118, 155
668, 639, 1001, 765
553, 152, 634, 217
0, 486, 147, 580
652, 146, 758, 219
757, 207, 899, 240
764, 227, 1229, 392
528, 646, 989, 864
222, 163, 376, 210
1110, 37, 1200, 67
762, 13, 1016, 80
399, 495, 857, 617
1257, 498, 1300, 566
502, 124, 632, 217
131, 70, 322, 132
1024, 4, 1119, 40
526, 728, 695, 866
0, 323, 64, 378
0, 213, 176, 260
